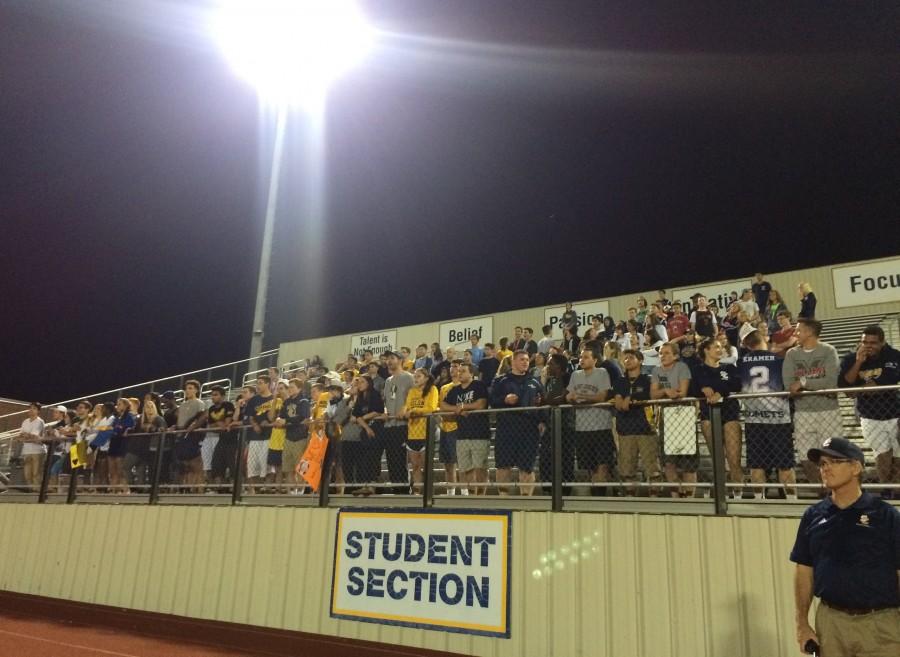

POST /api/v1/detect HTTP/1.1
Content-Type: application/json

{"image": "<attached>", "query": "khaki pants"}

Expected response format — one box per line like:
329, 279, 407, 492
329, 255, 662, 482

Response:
23, 454, 45, 488
617, 434, 660, 480
816, 602, 900, 657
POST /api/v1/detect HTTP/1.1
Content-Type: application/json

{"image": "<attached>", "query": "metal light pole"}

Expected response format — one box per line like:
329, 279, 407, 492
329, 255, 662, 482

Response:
248, 106, 288, 371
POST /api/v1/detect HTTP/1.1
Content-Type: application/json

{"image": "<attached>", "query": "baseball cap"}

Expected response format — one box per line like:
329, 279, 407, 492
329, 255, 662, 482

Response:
161, 390, 176, 400
738, 323, 758, 344
807, 437, 865, 465
55, 405, 68, 413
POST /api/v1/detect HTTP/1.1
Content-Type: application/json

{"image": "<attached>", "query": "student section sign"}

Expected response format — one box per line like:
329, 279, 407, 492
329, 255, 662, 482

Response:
672, 278, 748, 314
330, 509, 511, 637
832, 258, 900, 308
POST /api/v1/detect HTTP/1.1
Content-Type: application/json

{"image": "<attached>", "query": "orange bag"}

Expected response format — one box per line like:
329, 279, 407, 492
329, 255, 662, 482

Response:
296, 429, 329, 492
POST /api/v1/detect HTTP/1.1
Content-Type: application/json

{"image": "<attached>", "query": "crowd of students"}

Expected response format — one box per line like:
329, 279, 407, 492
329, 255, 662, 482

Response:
12, 276, 899, 498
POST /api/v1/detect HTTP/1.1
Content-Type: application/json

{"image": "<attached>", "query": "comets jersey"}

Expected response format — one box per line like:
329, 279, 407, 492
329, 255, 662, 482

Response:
738, 350, 790, 424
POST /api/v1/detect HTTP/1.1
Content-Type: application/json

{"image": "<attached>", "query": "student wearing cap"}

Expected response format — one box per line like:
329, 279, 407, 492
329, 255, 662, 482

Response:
791, 437, 900, 657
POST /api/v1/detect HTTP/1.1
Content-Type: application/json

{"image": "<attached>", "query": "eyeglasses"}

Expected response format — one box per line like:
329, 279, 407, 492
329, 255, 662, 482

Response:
818, 458, 852, 469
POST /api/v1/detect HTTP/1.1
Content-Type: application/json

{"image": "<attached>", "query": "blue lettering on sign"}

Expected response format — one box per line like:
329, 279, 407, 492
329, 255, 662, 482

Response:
473, 536, 496, 566
450, 536, 472, 566
346, 566, 364, 595
387, 570, 407, 600
364, 532, 383, 559
467, 576, 489, 608
366, 568, 385, 597
439, 573, 464, 605
428, 534, 448, 564
404, 533, 426, 561
382, 532, 402, 561
409, 570, 429, 601
345, 531, 362, 558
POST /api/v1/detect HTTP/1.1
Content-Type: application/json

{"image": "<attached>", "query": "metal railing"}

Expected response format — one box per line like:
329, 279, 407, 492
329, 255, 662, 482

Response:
2, 385, 897, 516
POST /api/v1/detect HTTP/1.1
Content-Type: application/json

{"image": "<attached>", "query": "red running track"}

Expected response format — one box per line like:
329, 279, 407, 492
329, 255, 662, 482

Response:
0, 611, 266, 657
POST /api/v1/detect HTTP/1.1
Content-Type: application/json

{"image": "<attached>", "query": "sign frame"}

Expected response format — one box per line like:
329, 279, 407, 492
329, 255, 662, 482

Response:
831, 258, 900, 309
350, 330, 398, 359
330, 507, 512, 638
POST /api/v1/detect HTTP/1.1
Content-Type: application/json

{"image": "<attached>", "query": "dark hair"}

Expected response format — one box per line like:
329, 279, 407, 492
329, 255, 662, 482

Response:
256, 374, 272, 385
451, 358, 464, 365
513, 349, 529, 358
102, 401, 117, 416
242, 385, 257, 394
697, 338, 718, 361
432, 347, 443, 361
623, 349, 644, 361
524, 327, 533, 334
797, 318, 823, 337
415, 368, 435, 398
776, 310, 792, 319
29, 401, 42, 411
603, 316, 615, 328
417, 343, 428, 350
185, 379, 201, 392
581, 344, 600, 361
76, 399, 93, 411
863, 325, 885, 341
542, 324, 552, 335
548, 353, 569, 373
499, 337, 509, 347
210, 385, 226, 396
459, 362, 476, 375
484, 342, 495, 350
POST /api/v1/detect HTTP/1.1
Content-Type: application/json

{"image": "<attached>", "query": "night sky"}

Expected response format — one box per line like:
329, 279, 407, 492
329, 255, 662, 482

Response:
2, 1, 899, 403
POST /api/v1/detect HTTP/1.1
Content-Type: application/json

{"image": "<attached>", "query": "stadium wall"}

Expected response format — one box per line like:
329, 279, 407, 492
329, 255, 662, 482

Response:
0, 503, 804, 657
278, 254, 900, 370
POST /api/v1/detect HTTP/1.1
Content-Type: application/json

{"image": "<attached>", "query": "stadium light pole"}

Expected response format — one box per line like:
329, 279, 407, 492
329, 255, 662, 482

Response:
211, 0, 374, 370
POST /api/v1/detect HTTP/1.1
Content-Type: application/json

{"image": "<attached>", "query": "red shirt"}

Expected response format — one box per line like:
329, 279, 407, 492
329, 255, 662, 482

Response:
772, 326, 796, 352
667, 314, 690, 339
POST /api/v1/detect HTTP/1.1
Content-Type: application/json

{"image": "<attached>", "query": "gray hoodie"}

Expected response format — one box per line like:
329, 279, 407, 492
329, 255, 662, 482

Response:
782, 342, 840, 412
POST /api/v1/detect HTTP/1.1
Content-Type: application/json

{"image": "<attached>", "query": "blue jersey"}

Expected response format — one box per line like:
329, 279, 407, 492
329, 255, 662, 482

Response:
738, 350, 790, 424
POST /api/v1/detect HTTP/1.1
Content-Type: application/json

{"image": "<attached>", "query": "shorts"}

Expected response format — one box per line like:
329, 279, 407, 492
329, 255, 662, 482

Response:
456, 439, 490, 472
617, 433, 660, 480
860, 417, 900, 455
794, 409, 844, 457
107, 435, 127, 458
438, 430, 457, 464
210, 436, 238, 481
700, 400, 741, 423
405, 440, 426, 453
495, 431, 539, 473
246, 440, 269, 478
664, 454, 699, 471
745, 423, 795, 470
575, 430, 616, 471
267, 449, 283, 467
282, 438, 308, 474
201, 433, 219, 471
173, 436, 202, 462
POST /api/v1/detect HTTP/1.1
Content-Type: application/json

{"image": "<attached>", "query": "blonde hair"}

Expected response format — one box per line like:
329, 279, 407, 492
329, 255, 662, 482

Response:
142, 401, 158, 423
798, 282, 812, 295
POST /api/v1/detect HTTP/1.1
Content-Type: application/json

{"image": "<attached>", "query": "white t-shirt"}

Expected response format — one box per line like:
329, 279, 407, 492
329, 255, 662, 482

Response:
20, 417, 46, 455
738, 300, 759, 317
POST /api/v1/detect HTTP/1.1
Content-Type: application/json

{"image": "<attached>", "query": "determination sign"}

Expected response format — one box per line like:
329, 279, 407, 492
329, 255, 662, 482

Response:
330, 509, 511, 637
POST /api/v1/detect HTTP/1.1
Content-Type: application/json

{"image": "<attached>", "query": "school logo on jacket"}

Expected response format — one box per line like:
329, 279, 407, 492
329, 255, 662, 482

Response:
857, 514, 871, 528
719, 371, 730, 381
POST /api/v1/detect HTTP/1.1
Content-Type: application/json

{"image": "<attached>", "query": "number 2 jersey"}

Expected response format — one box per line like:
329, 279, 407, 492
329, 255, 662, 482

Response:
738, 350, 790, 424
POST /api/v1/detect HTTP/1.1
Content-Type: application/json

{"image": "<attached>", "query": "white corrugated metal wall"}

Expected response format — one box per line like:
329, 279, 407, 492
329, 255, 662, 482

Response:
0, 504, 806, 657
278, 255, 900, 370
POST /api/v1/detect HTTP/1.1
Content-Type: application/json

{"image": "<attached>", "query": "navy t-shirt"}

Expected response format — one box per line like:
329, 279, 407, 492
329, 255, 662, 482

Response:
790, 493, 900, 609
751, 281, 771, 309
445, 380, 490, 440
245, 394, 274, 441
839, 345, 900, 420
613, 374, 654, 435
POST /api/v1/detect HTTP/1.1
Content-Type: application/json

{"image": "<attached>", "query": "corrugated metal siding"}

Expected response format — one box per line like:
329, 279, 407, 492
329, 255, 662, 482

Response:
0, 505, 808, 657
278, 255, 900, 368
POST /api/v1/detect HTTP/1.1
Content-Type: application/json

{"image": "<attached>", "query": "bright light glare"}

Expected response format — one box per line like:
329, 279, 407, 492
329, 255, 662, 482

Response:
212, 0, 374, 108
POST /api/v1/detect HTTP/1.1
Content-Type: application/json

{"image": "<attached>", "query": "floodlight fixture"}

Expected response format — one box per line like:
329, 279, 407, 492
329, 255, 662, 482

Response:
212, 0, 374, 108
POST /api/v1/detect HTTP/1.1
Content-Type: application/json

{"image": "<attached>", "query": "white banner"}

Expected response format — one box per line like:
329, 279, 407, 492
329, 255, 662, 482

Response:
350, 330, 397, 359
439, 317, 493, 350
544, 300, 609, 340
672, 278, 749, 315
832, 258, 900, 308
331, 509, 511, 637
